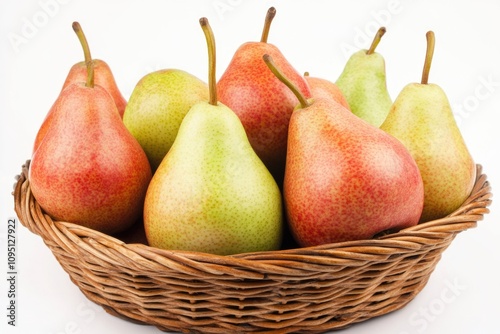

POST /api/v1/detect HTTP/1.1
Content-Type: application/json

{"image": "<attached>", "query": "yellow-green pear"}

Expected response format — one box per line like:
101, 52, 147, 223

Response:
336, 27, 392, 127
143, 18, 283, 255
380, 31, 476, 222
123, 68, 208, 171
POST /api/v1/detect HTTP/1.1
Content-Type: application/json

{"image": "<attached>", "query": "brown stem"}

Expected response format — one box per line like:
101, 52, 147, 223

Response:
86, 59, 94, 88
366, 27, 386, 55
72, 22, 92, 64
260, 7, 276, 43
421, 31, 435, 84
263, 54, 310, 108
199, 17, 217, 106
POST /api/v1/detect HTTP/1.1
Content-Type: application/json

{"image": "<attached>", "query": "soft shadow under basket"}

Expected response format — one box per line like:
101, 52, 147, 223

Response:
13, 160, 492, 333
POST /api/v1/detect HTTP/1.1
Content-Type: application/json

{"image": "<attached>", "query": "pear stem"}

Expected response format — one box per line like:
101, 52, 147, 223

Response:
72, 22, 92, 64
199, 17, 217, 106
263, 54, 310, 108
366, 27, 386, 55
260, 7, 276, 43
86, 59, 94, 88
421, 31, 435, 84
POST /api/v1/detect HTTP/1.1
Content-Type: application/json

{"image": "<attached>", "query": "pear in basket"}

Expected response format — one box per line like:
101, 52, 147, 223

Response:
216, 7, 311, 185
263, 54, 424, 247
33, 22, 127, 154
123, 68, 208, 172
380, 31, 476, 222
62, 22, 127, 117
29, 61, 152, 235
143, 18, 283, 255
336, 27, 392, 127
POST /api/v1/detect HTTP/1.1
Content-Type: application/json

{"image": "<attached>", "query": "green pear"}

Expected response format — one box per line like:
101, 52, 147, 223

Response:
143, 18, 283, 255
29, 61, 152, 235
123, 67, 208, 172
380, 31, 476, 222
263, 54, 423, 247
336, 27, 392, 127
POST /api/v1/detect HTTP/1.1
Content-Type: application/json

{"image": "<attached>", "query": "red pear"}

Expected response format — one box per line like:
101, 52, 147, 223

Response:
216, 7, 311, 183
33, 22, 127, 154
63, 22, 127, 117
264, 54, 424, 247
29, 61, 152, 235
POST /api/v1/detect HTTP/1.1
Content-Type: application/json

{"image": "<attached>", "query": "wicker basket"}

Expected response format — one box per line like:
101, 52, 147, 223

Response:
14, 160, 492, 333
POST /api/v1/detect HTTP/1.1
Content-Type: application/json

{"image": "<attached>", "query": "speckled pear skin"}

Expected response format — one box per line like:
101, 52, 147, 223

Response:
29, 83, 152, 235
217, 42, 311, 183
336, 50, 392, 127
284, 98, 424, 247
380, 83, 476, 223
62, 60, 127, 117
123, 70, 209, 171
144, 101, 283, 255
33, 60, 127, 154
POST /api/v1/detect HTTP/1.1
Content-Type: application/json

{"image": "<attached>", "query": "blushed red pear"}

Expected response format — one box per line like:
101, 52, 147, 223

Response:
263, 54, 424, 247
30, 61, 152, 235
216, 7, 311, 184
33, 22, 127, 154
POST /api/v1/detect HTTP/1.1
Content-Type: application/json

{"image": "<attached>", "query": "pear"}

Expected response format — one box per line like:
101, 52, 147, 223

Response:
143, 18, 283, 255
29, 61, 152, 235
336, 27, 392, 127
380, 31, 476, 223
33, 102, 58, 155
216, 7, 311, 184
123, 69, 208, 171
263, 54, 424, 247
62, 22, 127, 116
303, 72, 350, 109
33, 22, 127, 154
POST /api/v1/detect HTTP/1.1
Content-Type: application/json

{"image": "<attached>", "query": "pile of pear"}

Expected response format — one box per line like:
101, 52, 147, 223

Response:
29, 8, 476, 256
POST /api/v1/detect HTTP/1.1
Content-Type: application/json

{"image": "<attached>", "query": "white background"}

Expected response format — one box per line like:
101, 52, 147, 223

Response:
1, 1, 499, 333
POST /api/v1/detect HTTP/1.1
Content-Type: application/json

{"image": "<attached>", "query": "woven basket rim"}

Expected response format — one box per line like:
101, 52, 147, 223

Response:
14, 160, 492, 268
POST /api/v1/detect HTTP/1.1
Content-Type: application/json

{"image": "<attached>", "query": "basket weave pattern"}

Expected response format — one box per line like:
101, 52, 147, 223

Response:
14, 161, 492, 333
